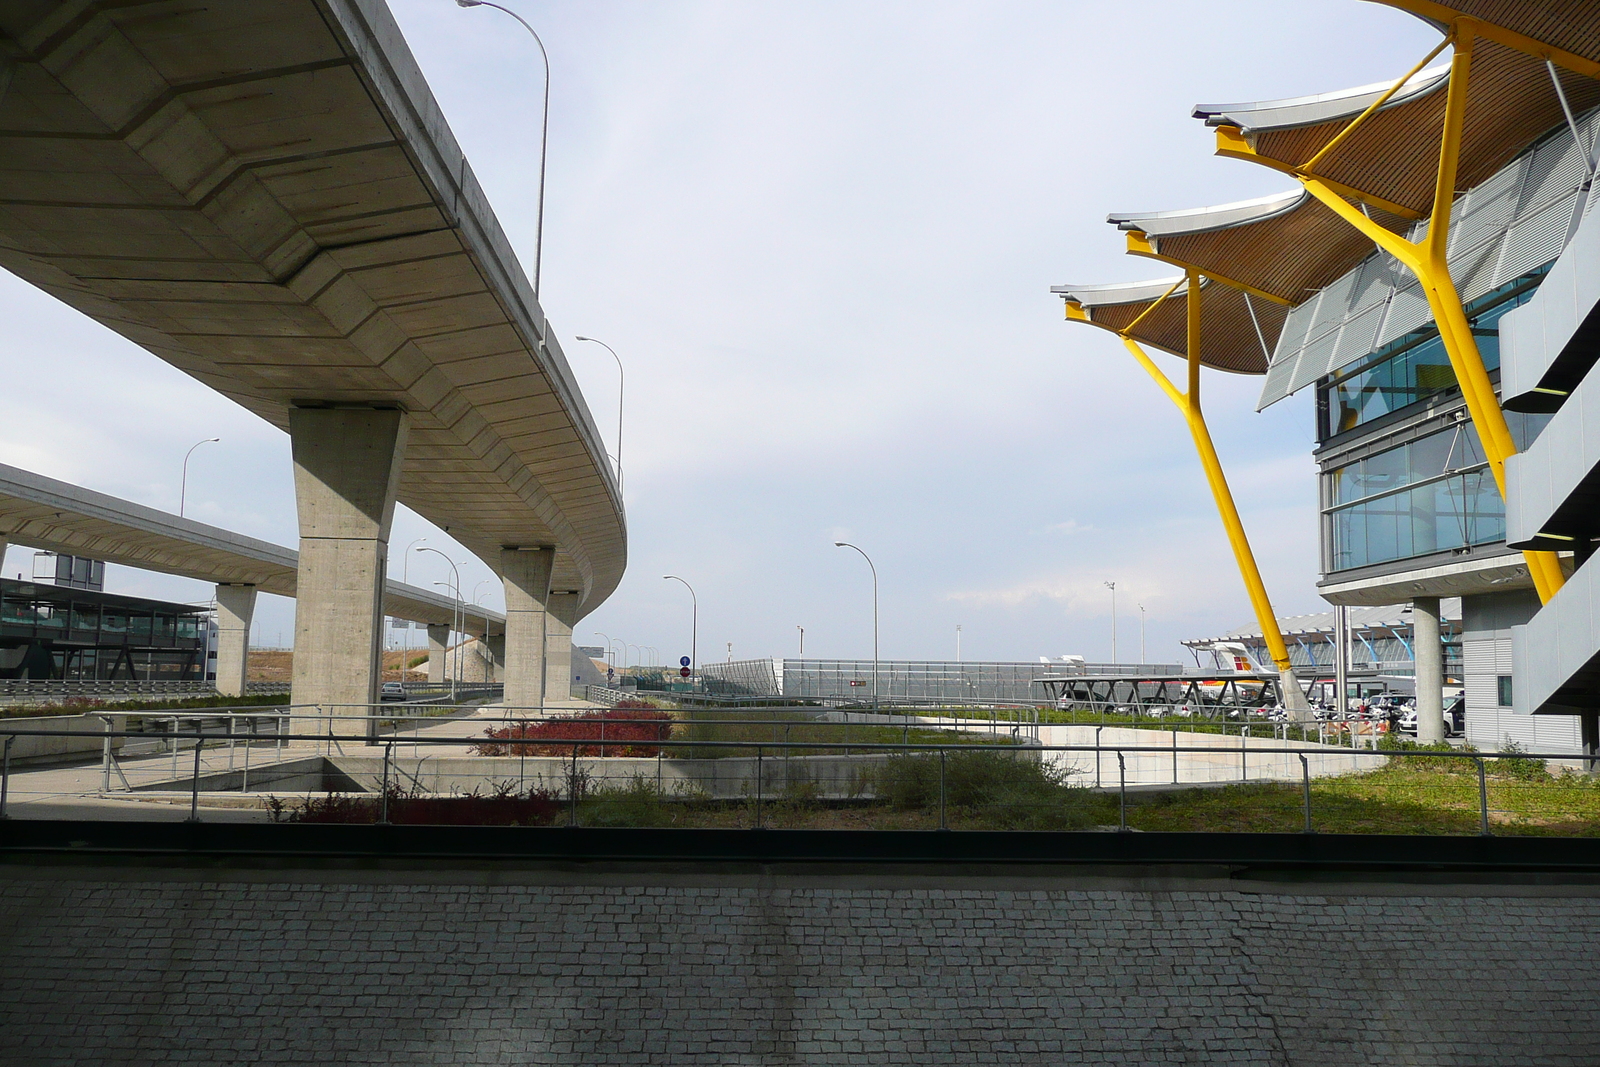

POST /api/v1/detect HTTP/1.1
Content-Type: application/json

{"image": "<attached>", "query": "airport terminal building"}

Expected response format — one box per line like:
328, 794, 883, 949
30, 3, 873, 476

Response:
1060, 13, 1600, 752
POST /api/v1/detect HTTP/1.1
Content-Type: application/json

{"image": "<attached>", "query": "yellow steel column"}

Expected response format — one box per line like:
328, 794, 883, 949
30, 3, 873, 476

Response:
1217, 22, 1565, 602
1069, 281, 1307, 707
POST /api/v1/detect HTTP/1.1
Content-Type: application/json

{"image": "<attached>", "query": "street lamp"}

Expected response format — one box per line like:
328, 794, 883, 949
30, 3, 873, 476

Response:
574, 336, 624, 491
834, 542, 879, 709
1104, 581, 1118, 665
401, 537, 427, 585
796, 625, 804, 657
956, 624, 962, 664
1138, 603, 1147, 665
454, 0, 551, 299
662, 575, 698, 681
593, 631, 615, 668
178, 437, 220, 518
418, 546, 462, 698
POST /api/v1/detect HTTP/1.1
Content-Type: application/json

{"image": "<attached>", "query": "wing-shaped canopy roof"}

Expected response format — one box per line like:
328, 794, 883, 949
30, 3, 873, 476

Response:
1194, 66, 1451, 132
1108, 189, 1413, 308
1196, 30, 1600, 220
1051, 276, 1285, 375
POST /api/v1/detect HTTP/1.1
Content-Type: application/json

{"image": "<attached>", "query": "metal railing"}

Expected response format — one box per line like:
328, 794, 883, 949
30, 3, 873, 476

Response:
0, 709, 1588, 834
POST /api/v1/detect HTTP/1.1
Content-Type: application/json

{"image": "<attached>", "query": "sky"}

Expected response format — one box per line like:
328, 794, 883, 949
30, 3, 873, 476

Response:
0, 0, 1442, 667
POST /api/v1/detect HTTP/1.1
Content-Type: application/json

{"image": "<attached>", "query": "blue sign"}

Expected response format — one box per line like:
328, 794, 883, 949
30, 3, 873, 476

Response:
680, 656, 691, 668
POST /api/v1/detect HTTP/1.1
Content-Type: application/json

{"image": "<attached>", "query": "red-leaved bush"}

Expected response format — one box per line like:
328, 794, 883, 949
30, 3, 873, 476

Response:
471, 703, 672, 758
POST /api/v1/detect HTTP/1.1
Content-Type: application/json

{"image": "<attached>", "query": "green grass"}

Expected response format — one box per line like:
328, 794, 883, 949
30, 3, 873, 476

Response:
671, 708, 1017, 758
525, 745, 1600, 835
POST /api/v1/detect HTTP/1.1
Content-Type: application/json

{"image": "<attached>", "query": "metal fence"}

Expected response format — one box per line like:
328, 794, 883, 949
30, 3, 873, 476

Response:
1, 705, 1589, 835
687, 658, 1184, 704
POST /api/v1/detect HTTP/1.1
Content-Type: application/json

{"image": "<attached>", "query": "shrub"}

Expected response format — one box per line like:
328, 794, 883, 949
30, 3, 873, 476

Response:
471, 705, 672, 757
270, 782, 564, 826
875, 750, 1096, 830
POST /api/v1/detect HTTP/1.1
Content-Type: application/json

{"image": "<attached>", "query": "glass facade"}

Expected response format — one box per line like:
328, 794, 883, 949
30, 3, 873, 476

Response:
1320, 267, 1547, 440
0, 579, 210, 681
1325, 412, 1550, 572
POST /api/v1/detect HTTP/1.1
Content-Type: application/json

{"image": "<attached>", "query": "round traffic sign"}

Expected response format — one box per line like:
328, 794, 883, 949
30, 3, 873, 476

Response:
679, 666, 691, 678
679, 656, 691, 668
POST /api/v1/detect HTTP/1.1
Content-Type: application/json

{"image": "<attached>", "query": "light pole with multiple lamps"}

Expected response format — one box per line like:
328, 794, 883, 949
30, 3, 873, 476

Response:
834, 542, 879, 710
574, 336, 624, 492
662, 575, 697, 684
453, 0, 550, 300
1138, 603, 1147, 665
179, 437, 220, 518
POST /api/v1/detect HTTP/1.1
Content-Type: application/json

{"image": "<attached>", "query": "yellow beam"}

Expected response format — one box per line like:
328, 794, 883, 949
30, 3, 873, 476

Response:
1062, 285, 1299, 675
1372, 0, 1600, 80
1217, 22, 1566, 603
1124, 231, 1293, 307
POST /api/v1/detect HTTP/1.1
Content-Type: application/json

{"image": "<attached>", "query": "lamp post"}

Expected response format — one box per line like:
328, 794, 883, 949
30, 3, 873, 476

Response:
662, 575, 697, 683
455, 1, 550, 300
401, 537, 427, 585
593, 631, 615, 669
418, 547, 462, 698
1138, 603, 1147, 665
178, 437, 220, 518
574, 336, 624, 491
956, 624, 962, 663
796, 625, 804, 657
834, 542, 879, 709
1104, 581, 1118, 665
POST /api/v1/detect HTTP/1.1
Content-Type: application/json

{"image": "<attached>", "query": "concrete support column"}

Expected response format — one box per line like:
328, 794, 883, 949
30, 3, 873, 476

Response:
288, 406, 408, 736
1414, 596, 1445, 745
0, 532, 9, 577
485, 634, 505, 683
213, 583, 256, 698
500, 546, 555, 710
426, 624, 449, 683
545, 590, 581, 706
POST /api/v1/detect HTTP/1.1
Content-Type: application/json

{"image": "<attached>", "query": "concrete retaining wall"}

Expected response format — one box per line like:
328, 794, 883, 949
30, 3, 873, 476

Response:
0, 713, 124, 766
1, 862, 1596, 1065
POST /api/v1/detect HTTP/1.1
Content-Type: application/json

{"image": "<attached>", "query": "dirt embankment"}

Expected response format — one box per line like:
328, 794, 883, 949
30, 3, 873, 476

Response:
247, 649, 429, 682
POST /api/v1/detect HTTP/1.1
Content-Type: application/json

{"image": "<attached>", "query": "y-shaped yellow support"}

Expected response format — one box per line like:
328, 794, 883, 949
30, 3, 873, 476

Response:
1216, 20, 1566, 602
1068, 273, 1306, 705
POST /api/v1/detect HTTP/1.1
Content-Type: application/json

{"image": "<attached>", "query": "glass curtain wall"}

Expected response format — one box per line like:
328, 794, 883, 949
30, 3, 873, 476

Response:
1325, 412, 1550, 571
1319, 267, 1548, 440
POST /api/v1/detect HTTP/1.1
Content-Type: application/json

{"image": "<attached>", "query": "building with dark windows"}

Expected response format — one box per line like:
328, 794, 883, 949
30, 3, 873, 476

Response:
0, 577, 212, 681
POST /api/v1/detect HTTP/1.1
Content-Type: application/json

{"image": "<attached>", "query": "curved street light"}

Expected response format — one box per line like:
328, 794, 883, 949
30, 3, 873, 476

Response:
662, 575, 697, 679
179, 437, 220, 518
401, 537, 427, 585
455, 0, 551, 299
834, 542, 879, 710
574, 336, 624, 492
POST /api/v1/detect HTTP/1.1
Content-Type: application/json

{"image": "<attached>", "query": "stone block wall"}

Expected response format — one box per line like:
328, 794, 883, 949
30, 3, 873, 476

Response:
1, 867, 1595, 1065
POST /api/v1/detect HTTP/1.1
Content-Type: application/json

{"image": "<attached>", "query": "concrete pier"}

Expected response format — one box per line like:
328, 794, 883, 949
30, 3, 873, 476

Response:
500, 546, 555, 709
1414, 596, 1444, 744
288, 406, 409, 724
545, 590, 582, 705
212, 583, 256, 698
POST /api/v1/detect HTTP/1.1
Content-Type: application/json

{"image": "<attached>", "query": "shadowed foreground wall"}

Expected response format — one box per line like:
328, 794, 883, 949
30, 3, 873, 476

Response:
1, 864, 1596, 1065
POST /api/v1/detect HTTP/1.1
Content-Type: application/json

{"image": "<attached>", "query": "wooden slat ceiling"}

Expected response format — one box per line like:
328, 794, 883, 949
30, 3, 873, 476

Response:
1056, 279, 1286, 376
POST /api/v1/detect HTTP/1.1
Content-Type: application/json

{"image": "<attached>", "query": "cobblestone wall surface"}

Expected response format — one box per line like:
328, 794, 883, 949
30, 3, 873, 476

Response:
1, 872, 1595, 1065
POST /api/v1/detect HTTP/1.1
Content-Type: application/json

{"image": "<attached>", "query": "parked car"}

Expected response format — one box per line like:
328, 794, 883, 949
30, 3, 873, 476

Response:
379, 681, 407, 702
1399, 697, 1464, 737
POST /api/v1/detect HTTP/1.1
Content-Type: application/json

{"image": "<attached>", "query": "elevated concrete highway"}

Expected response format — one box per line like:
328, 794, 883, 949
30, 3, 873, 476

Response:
0, 460, 504, 695
0, 0, 624, 710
